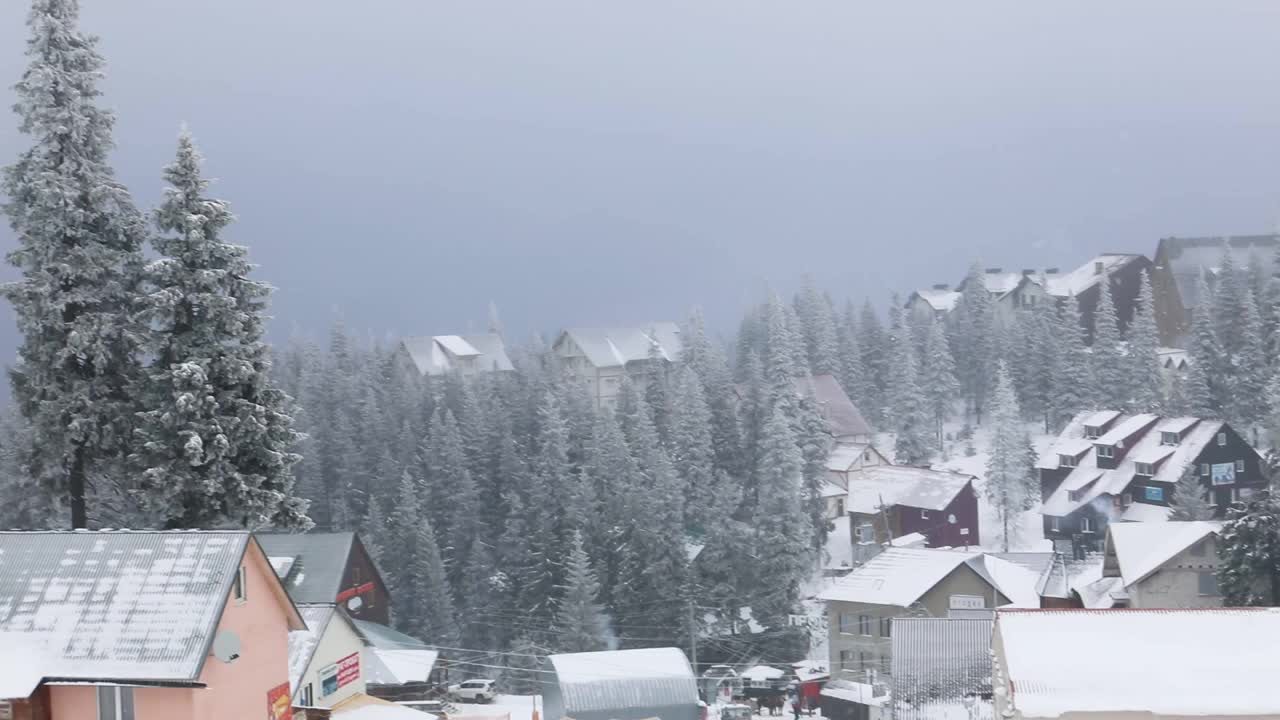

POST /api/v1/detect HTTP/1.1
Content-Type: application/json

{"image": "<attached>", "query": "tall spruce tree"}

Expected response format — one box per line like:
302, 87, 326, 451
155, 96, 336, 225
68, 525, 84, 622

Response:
552, 530, 612, 653
1187, 273, 1225, 416
1168, 467, 1213, 521
133, 131, 308, 529
886, 320, 933, 465
752, 402, 813, 626
1124, 271, 1164, 413
956, 264, 998, 423
1049, 297, 1095, 429
985, 363, 1038, 552
1090, 273, 1126, 393
859, 300, 890, 424
669, 366, 719, 535
919, 318, 960, 450
2, 0, 149, 528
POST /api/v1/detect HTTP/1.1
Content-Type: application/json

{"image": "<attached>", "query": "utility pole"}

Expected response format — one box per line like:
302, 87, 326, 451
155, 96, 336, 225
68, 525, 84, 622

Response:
688, 599, 699, 675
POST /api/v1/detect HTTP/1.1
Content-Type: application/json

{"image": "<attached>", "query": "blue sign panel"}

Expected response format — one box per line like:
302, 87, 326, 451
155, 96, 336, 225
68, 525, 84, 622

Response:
1144, 486, 1164, 502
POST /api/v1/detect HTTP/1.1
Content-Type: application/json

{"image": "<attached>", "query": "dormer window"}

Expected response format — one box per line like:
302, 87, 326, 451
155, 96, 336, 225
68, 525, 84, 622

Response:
1096, 445, 1114, 459
1084, 426, 1100, 440
1068, 489, 1083, 502
1135, 462, 1154, 477
1160, 431, 1179, 446
1059, 453, 1078, 468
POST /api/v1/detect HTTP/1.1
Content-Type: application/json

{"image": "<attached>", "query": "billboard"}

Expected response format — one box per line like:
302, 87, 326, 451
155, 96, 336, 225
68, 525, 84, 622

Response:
320, 652, 361, 697
267, 682, 292, 720
1211, 463, 1236, 486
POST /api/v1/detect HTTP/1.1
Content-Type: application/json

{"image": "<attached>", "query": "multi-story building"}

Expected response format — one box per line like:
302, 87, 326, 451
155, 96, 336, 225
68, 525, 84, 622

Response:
552, 323, 682, 410
1075, 521, 1224, 609
1038, 410, 1262, 556
397, 333, 514, 377
1150, 233, 1279, 346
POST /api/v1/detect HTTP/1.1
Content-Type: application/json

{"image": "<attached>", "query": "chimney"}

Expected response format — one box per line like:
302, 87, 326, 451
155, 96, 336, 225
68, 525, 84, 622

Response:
932, 283, 949, 290
1094, 261, 1105, 275
1022, 269, 1035, 275
985, 267, 1003, 274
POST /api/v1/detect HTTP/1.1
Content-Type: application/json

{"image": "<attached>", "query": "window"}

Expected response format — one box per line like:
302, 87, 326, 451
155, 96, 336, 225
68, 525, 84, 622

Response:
1084, 426, 1100, 440
1096, 445, 1114, 459
856, 524, 875, 544
839, 650, 855, 671
838, 613, 856, 634
300, 684, 314, 707
920, 510, 929, 520
858, 615, 872, 636
1160, 431, 1179, 446
1121, 493, 1132, 506
1080, 517, 1093, 533
1201, 463, 1210, 477
1198, 571, 1220, 596
879, 616, 893, 637
1134, 463, 1153, 477
1144, 486, 1164, 502
836, 499, 845, 516
232, 565, 247, 603
1049, 517, 1060, 532
1068, 489, 1082, 502
960, 527, 970, 536
1217, 433, 1227, 447
1059, 453, 1077, 468
97, 687, 135, 720
1236, 460, 1245, 473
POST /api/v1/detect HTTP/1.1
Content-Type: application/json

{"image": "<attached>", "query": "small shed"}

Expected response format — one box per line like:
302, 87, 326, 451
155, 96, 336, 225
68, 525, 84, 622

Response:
544, 648, 700, 720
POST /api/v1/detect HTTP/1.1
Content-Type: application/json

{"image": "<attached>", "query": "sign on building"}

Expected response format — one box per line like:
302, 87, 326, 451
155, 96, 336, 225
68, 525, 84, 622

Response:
1211, 463, 1236, 486
320, 652, 361, 697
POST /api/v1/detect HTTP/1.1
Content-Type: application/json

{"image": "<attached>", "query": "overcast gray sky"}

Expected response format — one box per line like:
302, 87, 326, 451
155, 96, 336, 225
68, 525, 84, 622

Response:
3, 1, 1280, 351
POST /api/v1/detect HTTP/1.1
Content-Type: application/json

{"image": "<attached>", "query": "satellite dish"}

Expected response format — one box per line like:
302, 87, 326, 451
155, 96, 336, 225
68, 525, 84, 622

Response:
347, 595, 364, 611
212, 630, 241, 663
948, 514, 957, 525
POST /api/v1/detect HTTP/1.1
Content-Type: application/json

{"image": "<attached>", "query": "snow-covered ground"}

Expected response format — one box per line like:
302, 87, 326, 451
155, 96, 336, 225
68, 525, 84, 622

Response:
451, 694, 542, 720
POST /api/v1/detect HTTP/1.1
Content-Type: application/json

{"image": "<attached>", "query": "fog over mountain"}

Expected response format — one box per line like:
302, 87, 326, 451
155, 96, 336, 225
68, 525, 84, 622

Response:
2, 1, 1280, 354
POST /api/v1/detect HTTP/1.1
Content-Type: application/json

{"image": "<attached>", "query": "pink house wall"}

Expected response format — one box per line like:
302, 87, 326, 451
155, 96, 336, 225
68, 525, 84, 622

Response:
47, 541, 296, 720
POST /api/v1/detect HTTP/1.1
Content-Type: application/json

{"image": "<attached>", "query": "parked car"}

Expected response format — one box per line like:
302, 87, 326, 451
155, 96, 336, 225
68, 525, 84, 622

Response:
449, 679, 497, 703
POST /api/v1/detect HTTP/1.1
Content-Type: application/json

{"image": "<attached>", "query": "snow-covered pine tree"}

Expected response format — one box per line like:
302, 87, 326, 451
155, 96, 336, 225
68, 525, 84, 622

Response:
700, 341, 746, 482
420, 408, 479, 580
643, 332, 672, 443
669, 366, 718, 535
131, 130, 309, 529
680, 307, 714, 380
1089, 272, 1126, 394
752, 402, 813, 626
1187, 273, 1225, 416
955, 264, 998, 423
1049, 296, 1095, 429
1213, 243, 1249, 359
1218, 494, 1280, 606
1229, 287, 1270, 430
985, 363, 1038, 552
919, 317, 960, 450
1168, 466, 1213, 521
837, 300, 873, 420
737, 351, 768, 510
886, 318, 933, 465
521, 391, 577, 619
859, 300, 890, 423
1028, 289, 1063, 432
2, 0, 149, 528
795, 275, 840, 375
552, 530, 612, 653
1124, 270, 1164, 413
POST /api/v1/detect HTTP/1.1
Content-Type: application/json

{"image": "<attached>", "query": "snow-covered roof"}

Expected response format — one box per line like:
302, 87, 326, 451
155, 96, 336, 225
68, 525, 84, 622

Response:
0, 530, 259, 684
0, 634, 46, 700
1038, 255, 1144, 298
792, 662, 829, 684
1128, 444, 1175, 466
804, 375, 873, 438
1081, 410, 1121, 429
1094, 413, 1159, 446
740, 665, 785, 682
290, 603, 340, 691
1073, 576, 1126, 609
258, 532, 363, 605
353, 619, 438, 685
820, 680, 889, 707
818, 548, 982, 608
1106, 521, 1221, 587
820, 481, 847, 499
548, 647, 698, 714
995, 608, 1280, 717
910, 288, 962, 312
557, 324, 682, 368
332, 692, 440, 720
400, 333, 514, 376
969, 556, 1043, 608
1120, 502, 1171, 522
825, 443, 875, 472
889, 532, 928, 548
1157, 234, 1279, 311
1039, 412, 1227, 519
1155, 416, 1199, 435
846, 466, 974, 514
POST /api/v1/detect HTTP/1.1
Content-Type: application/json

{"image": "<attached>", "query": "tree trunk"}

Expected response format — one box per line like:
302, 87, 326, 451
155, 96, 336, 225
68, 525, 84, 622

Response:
69, 445, 87, 529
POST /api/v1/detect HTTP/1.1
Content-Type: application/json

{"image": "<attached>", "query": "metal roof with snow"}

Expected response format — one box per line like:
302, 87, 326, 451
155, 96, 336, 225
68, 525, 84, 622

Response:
258, 532, 362, 605
825, 443, 876, 473
910, 288, 962, 312
1082, 410, 1121, 429
1094, 413, 1160, 446
1105, 521, 1221, 587
399, 333, 513, 376
845, 466, 975, 515
817, 548, 982, 607
994, 608, 1280, 718
891, 618, 992, 720
546, 647, 698, 720
0, 530, 272, 684
1039, 255, 1145, 298
557, 324, 682, 368
1155, 416, 1200, 435
352, 619, 438, 686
